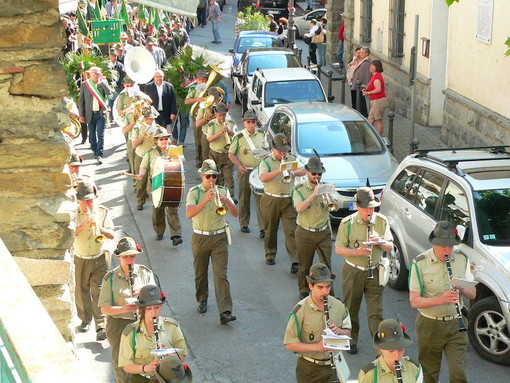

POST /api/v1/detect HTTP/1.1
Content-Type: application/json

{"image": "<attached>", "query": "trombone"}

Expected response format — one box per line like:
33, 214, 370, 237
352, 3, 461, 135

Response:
213, 184, 227, 216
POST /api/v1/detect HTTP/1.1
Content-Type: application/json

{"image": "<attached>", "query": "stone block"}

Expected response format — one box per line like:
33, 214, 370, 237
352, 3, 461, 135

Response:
0, 109, 65, 139
34, 283, 74, 341
0, 0, 57, 17
14, 256, 72, 286
9, 62, 67, 98
0, 138, 69, 169
0, 172, 71, 197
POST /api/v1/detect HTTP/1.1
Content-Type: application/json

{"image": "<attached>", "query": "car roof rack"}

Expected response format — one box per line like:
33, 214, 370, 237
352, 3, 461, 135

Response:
413, 146, 510, 176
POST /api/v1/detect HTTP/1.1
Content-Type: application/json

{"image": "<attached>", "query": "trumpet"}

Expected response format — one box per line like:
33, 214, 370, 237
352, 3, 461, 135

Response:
321, 193, 337, 212
280, 154, 292, 184
222, 120, 235, 151
213, 184, 227, 216
87, 210, 105, 243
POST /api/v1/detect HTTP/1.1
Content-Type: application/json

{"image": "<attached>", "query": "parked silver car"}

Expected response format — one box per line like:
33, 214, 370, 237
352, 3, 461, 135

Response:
257, 102, 398, 219
379, 147, 510, 365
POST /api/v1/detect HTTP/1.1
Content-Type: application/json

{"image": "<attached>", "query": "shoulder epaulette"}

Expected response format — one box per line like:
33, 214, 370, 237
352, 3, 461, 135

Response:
162, 317, 179, 326
361, 361, 376, 374
292, 303, 302, 315
218, 185, 228, 191
137, 264, 151, 273
122, 322, 136, 336
189, 185, 199, 192
103, 270, 114, 281
407, 357, 420, 369
414, 253, 427, 262
233, 131, 243, 138
294, 183, 304, 190
340, 214, 354, 224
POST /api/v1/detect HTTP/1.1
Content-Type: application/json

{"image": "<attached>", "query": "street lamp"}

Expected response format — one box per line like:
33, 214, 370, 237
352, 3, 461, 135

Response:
287, 0, 298, 54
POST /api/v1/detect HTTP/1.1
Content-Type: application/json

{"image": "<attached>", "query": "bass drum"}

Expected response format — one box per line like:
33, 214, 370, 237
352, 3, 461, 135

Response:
151, 157, 185, 208
249, 168, 264, 196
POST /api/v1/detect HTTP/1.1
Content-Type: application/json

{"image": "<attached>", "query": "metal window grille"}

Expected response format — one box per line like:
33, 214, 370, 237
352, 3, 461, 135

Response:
389, 0, 406, 61
360, 0, 373, 44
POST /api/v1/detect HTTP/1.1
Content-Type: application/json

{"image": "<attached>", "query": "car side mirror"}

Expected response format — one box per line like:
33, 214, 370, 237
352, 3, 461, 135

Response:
251, 99, 261, 105
456, 224, 467, 242
229, 49, 234, 53
327, 96, 335, 102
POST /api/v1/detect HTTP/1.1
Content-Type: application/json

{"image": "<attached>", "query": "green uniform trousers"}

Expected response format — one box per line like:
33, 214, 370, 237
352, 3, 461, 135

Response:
237, 169, 263, 230
191, 232, 233, 313
127, 139, 135, 174
152, 205, 181, 237
341, 262, 383, 344
74, 254, 107, 330
296, 226, 334, 295
128, 374, 152, 383
209, 150, 235, 198
296, 357, 333, 383
260, 194, 298, 263
193, 118, 202, 164
106, 316, 134, 383
201, 131, 210, 163
134, 154, 149, 207
416, 314, 468, 383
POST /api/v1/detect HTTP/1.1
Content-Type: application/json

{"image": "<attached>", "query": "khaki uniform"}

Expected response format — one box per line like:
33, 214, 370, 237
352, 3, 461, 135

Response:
98, 265, 156, 383
132, 123, 155, 206
118, 317, 188, 380
358, 356, 422, 383
141, 147, 182, 238
73, 205, 114, 330
199, 106, 211, 161
292, 182, 340, 295
228, 128, 266, 229
186, 87, 205, 164
205, 119, 235, 197
186, 184, 233, 313
335, 212, 392, 345
258, 153, 300, 263
409, 248, 471, 383
284, 296, 351, 383
117, 91, 137, 168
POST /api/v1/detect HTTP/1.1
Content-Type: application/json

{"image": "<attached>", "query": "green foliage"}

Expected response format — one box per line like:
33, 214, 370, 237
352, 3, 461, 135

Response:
506, 37, 510, 56
60, 52, 115, 101
236, 6, 269, 32
445, 0, 459, 5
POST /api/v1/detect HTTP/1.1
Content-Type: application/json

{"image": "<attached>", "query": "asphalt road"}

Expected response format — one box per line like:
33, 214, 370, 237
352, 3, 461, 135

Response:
73, 3, 508, 382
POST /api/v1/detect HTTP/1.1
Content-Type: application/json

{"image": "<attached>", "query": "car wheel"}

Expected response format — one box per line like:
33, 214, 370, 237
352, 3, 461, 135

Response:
468, 296, 510, 365
387, 234, 409, 290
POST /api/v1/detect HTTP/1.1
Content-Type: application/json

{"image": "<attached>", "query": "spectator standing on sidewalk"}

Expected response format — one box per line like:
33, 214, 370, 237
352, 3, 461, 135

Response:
350, 46, 371, 117
336, 13, 345, 69
317, 17, 328, 66
208, 0, 222, 44
303, 19, 320, 65
363, 60, 389, 136
197, 0, 208, 28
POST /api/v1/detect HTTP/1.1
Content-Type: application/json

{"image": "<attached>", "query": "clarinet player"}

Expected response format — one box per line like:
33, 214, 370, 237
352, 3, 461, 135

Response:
98, 237, 156, 383
284, 263, 351, 383
335, 187, 393, 354
409, 221, 476, 383
358, 319, 423, 383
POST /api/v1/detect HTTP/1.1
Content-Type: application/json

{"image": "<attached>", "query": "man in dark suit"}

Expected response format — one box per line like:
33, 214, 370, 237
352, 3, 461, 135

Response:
142, 69, 177, 134
78, 67, 112, 165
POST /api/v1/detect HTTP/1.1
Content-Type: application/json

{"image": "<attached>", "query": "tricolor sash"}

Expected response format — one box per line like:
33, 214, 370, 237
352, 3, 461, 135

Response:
84, 79, 109, 110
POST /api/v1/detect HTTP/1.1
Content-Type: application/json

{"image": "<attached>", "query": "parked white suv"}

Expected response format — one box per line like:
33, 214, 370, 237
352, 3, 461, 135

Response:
379, 147, 510, 365
246, 67, 328, 127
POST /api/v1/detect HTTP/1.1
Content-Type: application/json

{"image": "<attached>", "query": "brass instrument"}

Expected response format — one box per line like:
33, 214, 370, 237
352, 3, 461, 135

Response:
214, 184, 227, 216
87, 209, 105, 243
445, 254, 467, 332
366, 214, 375, 280
319, 184, 337, 212
323, 296, 341, 383
63, 114, 82, 139
280, 154, 292, 184
222, 119, 235, 151
190, 65, 224, 119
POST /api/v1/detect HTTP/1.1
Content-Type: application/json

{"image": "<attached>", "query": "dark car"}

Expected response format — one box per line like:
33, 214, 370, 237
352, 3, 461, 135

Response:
229, 31, 282, 74
232, 48, 302, 113
238, 0, 289, 19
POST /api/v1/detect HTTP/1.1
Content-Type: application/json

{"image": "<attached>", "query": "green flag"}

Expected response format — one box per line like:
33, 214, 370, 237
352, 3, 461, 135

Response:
120, 0, 130, 26
138, 4, 149, 23
87, 1, 102, 21
76, 6, 89, 36
149, 7, 160, 30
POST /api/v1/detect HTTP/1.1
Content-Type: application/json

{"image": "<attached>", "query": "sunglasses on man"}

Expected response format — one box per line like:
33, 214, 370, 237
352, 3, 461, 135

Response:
205, 174, 218, 179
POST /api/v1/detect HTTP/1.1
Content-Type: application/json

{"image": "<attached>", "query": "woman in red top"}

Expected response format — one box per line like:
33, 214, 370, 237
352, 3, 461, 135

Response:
363, 60, 389, 135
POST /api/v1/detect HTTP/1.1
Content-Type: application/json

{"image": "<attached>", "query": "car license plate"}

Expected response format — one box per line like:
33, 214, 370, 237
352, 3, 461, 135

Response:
267, 10, 277, 14
348, 202, 356, 211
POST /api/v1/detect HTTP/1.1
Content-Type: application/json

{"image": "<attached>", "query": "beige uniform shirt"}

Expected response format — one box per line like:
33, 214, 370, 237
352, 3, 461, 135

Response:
116, 91, 135, 127
358, 356, 422, 383
292, 181, 340, 229
186, 184, 231, 231
205, 119, 230, 153
228, 128, 267, 168
74, 205, 113, 257
335, 212, 392, 267
132, 123, 155, 157
118, 317, 188, 373
258, 153, 300, 196
98, 264, 156, 320
409, 248, 472, 318
283, 296, 351, 361
140, 147, 162, 174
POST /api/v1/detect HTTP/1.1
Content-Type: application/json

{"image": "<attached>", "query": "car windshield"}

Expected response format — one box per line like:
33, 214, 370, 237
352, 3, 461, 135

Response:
473, 189, 510, 245
237, 37, 280, 53
296, 120, 384, 156
264, 80, 325, 105
247, 55, 301, 75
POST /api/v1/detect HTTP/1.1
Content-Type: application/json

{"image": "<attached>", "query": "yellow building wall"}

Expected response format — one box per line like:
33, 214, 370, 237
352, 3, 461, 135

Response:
447, 1, 510, 118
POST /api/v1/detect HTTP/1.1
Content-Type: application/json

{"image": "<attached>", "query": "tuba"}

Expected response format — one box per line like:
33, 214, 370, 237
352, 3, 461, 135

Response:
190, 65, 224, 119
62, 115, 82, 139
124, 47, 157, 84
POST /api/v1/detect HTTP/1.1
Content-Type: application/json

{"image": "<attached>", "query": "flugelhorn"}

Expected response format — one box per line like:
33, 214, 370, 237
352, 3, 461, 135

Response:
320, 191, 337, 212
223, 120, 235, 151
213, 184, 227, 216
280, 154, 292, 184
87, 210, 105, 243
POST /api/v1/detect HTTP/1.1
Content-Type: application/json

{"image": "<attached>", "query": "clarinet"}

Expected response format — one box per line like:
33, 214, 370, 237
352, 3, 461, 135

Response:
153, 317, 163, 359
394, 360, 404, 383
128, 264, 138, 321
323, 296, 340, 383
444, 255, 467, 332
366, 214, 375, 280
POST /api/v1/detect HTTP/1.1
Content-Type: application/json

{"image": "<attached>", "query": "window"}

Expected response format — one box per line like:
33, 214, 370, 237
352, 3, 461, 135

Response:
269, 112, 291, 138
264, 80, 325, 106
474, 189, 510, 245
389, 0, 405, 61
360, 0, 373, 44
410, 170, 445, 216
390, 166, 418, 197
439, 182, 470, 228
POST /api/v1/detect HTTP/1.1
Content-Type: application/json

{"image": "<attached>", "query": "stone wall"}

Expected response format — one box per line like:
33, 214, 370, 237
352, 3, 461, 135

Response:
442, 89, 510, 147
0, 0, 75, 340
325, 0, 344, 65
